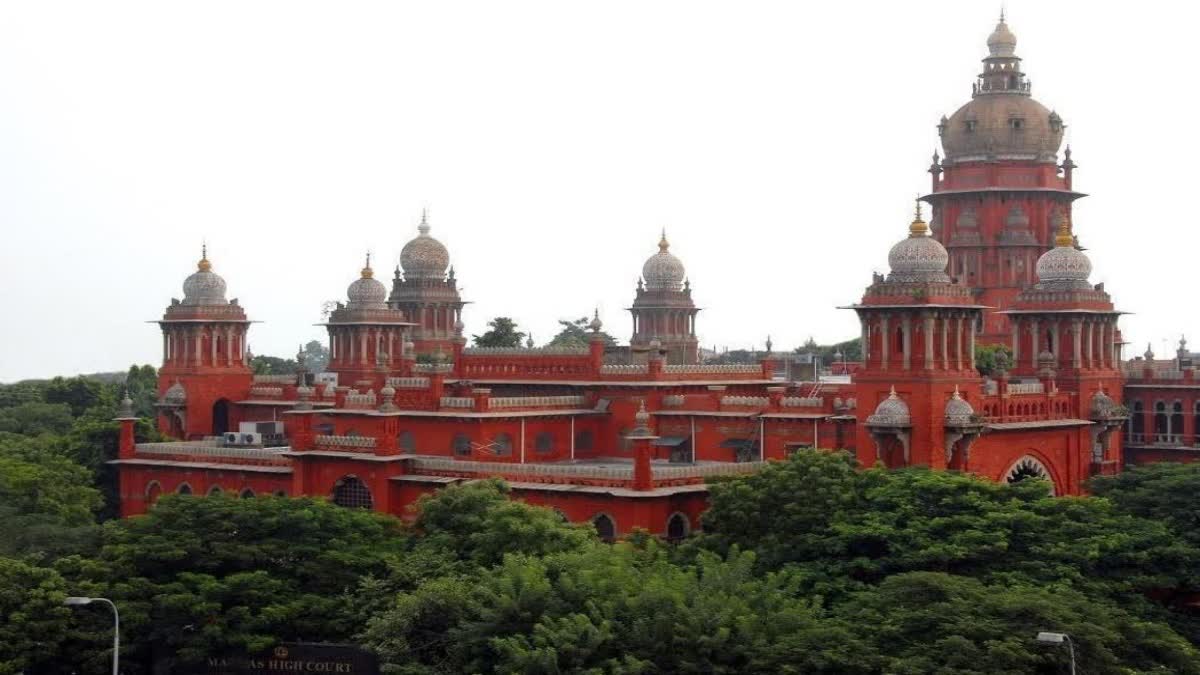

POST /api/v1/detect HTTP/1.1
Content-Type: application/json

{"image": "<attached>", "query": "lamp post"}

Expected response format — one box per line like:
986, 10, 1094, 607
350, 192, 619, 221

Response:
65, 597, 119, 675
1035, 631, 1075, 675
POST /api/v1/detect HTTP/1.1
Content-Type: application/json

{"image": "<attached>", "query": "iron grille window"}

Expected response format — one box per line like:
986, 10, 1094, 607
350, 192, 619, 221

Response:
494, 433, 513, 457
452, 433, 472, 456
332, 476, 373, 510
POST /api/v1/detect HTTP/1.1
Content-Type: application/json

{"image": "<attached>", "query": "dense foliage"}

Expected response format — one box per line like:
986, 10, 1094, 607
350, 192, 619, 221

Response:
473, 316, 527, 348
547, 315, 617, 349
5, 368, 1200, 674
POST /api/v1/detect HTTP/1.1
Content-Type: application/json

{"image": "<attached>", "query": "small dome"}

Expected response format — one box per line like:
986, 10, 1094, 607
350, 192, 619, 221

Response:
944, 387, 975, 426
163, 380, 187, 406
347, 255, 388, 309
887, 207, 951, 283
1089, 390, 1117, 419
642, 231, 686, 291
1035, 217, 1092, 289
866, 387, 911, 426
182, 246, 228, 306
987, 15, 1017, 57
400, 213, 450, 279
588, 309, 603, 333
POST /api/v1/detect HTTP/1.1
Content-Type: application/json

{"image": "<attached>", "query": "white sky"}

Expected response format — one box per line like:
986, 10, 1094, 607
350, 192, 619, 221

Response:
1, 1, 1195, 382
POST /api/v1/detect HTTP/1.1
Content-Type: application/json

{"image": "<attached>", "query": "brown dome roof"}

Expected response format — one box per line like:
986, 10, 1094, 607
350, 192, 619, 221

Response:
941, 95, 1063, 163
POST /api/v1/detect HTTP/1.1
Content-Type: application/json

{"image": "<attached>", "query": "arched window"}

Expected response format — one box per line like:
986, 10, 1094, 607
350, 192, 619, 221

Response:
1005, 456, 1055, 495
239, 488, 255, 499
177, 482, 193, 495
1129, 400, 1144, 442
452, 433, 472, 457
145, 481, 162, 505
331, 476, 373, 510
1154, 401, 1169, 441
666, 513, 689, 542
535, 432, 555, 454
399, 431, 416, 454
207, 485, 223, 496
1171, 402, 1185, 444
574, 430, 594, 452
494, 433, 513, 457
592, 513, 616, 542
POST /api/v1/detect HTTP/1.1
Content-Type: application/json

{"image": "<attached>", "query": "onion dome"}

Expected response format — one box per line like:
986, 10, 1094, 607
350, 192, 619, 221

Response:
454, 318, 465, 335
867, 387, 911, 426
642, 230, 686, 291
347, 253, 388, 309
629, 399, 655, 437
163, 380, 187, 406
378, 385, 397, 412
944, 386, 975, 426
588, 309, 603, 333
181, 244, 228, 305
1034, 215, 1092, 289
117, 390, 135, 418
887, 203, 951, 283
987, 13, 1017, 57
400, 211, 450, 279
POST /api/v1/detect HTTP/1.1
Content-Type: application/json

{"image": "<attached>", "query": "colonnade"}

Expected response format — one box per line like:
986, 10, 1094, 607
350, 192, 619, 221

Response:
859, 310, 978, 372
162, 323, 248, 368
1009, 314, 1119, 372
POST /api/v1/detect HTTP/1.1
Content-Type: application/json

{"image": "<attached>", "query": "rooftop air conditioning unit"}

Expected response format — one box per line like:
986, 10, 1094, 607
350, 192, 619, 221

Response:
239, 433, 263, 446
223, 432, 240, 445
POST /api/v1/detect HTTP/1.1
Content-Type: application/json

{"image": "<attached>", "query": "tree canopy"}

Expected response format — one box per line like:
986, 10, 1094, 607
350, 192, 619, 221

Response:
547, 316, 616, 349
472, 317, 526, 348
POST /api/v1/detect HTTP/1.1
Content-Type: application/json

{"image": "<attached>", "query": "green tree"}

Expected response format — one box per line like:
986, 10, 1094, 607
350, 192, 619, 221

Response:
300, 339, 330, 372
123, 364, 159, 417
975, 343, 1013, 377
62, 494, 407, 672
44, 376, 108, 416
708, 349, 758, 365
249, 354, 299, 375
0, 401, 74, 436
0, 442, 102, 559
0, 557, 74, 674
472, 317, 526, 348
547, 316, 616, 349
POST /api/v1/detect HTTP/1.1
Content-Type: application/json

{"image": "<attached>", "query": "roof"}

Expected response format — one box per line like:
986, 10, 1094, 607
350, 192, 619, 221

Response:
455, 379, 776, 387
108, 458, 292, 474
986, 418, 1093, 431
309, 408, 605, 419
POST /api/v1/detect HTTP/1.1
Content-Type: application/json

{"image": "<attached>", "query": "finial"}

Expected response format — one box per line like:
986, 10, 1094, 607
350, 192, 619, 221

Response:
765, 335, 773, 353
589, 308, 603, 333
658, 228, 669, 251
999, 5, 1005, 23
889, 385, 898, 398
198, 241, 212, 272
418, 209, 430, 235
361, 251, 374, 278
1054, 211, 1073, 248
909, 198, 929, 236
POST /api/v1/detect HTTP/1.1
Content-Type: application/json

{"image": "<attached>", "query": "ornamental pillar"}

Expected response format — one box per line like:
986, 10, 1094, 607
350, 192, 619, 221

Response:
902, 316, 912, 371
881, 316, 890, 370
1071, 318, 1083, 369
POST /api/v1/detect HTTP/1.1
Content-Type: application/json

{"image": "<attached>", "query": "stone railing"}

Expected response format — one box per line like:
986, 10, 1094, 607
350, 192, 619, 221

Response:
600, 364, 648, 375
386, 376, 431, 389
781, 397, 823, 408
136, 441, 288, 461
463, 346, 589, 355
344, 391, 377, 408
664, 364, 761, 374
412, 457, 633, 480
1007, 382, 1045, 395
662, 395, 686, 407
314, 434, 376, 450
413, 363, 454, 374
253, 375, 296, 384
440, 396, 474, 409
489, 395, 587, 409
722, 396, 769, 407
654, 461, 769, 480
249, 386, 284, 399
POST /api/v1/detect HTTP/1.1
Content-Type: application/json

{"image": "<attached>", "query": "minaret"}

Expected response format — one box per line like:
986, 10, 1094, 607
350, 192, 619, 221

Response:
387, 211, 467, 358
325, 253, 416, 387
629, 230, 700, 364
847, 204, 985, 470
925, 13, 1078, 344
156, 245, 252, 439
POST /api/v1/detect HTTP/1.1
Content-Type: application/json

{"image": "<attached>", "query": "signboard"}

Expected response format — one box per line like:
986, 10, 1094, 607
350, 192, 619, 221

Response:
168, 643, 378, 675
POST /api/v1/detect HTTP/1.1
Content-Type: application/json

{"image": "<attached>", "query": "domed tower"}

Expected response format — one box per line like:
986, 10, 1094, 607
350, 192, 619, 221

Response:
326, 254, 416, 385
629, 231, 699, 364
847, 205, 985, 469
387, 212, 467, 358
925, 13, 1080, 344
156, 245, 253, 439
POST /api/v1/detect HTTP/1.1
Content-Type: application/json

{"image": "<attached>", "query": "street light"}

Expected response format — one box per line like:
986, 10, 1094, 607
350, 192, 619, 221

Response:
1036, 631, 1076, 675
64, 597, 120, 675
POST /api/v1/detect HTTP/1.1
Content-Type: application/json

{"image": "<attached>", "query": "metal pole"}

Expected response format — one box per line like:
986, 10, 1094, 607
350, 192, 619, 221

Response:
95, 598, 120, 675
1066, 636, 1076, 675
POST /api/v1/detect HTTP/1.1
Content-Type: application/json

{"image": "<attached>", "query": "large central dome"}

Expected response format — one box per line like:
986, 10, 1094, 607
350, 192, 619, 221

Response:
642, 231, 686, 291
400, 213, 450, 280
938, 15, 1065, 164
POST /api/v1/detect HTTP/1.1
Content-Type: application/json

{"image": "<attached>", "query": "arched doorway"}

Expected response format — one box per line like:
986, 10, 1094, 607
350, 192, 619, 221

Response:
592, 513, 616, 542
239, 488, 255, 499
207, 485, 224, 496
145, 481, 162, 506
1004, 455, 1055, 495
212, 399, 231, 436
666, 513, 689, 542
177, 482, 193, 495
331, 475, 374, 510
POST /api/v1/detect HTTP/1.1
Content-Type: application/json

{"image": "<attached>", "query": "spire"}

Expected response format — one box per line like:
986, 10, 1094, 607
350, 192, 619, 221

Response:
1053, 211, 1074, 248
419, 208, 430, 235
658, 228, 670, 252
361, 251, 374, 278
909, 198, 929, 236
198, 242, 212, 272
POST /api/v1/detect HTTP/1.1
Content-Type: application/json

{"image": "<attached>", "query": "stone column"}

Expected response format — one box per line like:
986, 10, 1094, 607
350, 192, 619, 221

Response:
1011, 319, 1020, 364
1050, 322, 1061, 367
1085, 320, 1094, 369
1030, 319, 1040, 369
1071, 318, 1083, 369
941, 314, 949, 371
923, 316, 934, 369
902, 315, 913, 371
860, 317, 870, 363
956, 315, 965, 371
968, 318, 977, 371
162, 332, 169, 364
881, 315, 890, 370
193, 328, 202, 366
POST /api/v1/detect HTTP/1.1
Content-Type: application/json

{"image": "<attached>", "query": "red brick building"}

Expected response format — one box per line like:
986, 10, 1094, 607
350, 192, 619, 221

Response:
115, 15, 1148, 537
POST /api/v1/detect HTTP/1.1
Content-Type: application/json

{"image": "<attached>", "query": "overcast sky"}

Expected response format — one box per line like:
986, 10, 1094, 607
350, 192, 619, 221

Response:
0, 1, 1194, 382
